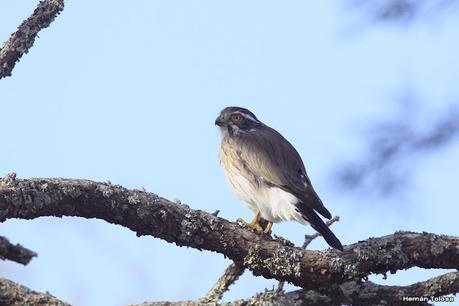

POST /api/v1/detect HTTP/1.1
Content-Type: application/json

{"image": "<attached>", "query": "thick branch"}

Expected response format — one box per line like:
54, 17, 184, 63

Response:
277, 215, 341, 292
0, 0, 64, 79
0, 278, 69, 306
0, 235, 37, 265
0, 176, 458, 292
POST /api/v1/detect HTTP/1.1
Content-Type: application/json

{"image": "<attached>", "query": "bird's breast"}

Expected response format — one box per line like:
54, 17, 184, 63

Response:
219, 137, 303, 223
219, 137, 259, 211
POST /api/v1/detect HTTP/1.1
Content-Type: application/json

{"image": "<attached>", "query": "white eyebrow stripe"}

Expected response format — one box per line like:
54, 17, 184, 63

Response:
235, 112, 259, 123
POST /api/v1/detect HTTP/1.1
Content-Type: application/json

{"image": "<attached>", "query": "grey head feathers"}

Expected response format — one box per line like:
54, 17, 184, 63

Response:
215, 107, 262, 136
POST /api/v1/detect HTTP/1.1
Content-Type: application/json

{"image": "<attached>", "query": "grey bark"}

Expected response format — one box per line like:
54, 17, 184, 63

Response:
0, 174, 458, 305
2, 271, 457, 306
0, 278, 69, 306
134, 271, 459, 306
0, 0, 64, 78
0, 235, 37, 265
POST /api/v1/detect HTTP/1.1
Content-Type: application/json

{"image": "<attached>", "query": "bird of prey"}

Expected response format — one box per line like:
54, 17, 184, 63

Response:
215, 106, 343, 251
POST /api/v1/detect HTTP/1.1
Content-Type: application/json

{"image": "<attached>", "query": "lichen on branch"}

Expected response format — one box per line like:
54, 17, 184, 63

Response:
0, 0, 64, 79
0, 174, 458, 295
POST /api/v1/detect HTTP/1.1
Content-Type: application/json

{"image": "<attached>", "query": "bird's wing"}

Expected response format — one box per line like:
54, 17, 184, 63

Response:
236, 126, 332, 219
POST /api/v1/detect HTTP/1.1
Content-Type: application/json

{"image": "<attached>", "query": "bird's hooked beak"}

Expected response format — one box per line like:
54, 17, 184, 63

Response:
215, 114, 226, 126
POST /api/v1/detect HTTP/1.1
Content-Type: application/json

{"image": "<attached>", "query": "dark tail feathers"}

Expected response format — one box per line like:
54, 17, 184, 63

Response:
299, 205, 343, 251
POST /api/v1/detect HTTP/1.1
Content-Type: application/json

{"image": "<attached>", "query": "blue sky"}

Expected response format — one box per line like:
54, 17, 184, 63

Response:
1, 1, 459, 305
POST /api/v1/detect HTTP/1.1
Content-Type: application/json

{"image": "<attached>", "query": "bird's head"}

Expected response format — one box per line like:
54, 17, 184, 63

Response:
215, 107, 262, 136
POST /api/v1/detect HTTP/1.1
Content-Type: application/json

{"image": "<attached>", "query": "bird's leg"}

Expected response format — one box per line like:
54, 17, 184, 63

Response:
237, 211, 263, 232
263, 222, 273, 235
249, 211, 261, 227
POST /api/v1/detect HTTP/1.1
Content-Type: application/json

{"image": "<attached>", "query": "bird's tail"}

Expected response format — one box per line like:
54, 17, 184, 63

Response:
299, 205, 343, 251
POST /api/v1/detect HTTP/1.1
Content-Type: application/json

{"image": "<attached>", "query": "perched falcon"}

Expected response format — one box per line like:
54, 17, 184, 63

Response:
215, 106, 343, 251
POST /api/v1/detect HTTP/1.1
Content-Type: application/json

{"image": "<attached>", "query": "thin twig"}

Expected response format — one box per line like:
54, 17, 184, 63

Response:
200, 260, 245, 304
276, 280, 285, 293
0, 236, 37, 265
303, 215, 340, 249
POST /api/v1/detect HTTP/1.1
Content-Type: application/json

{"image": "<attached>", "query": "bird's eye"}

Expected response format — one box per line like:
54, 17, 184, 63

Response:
231, 114, 241, 122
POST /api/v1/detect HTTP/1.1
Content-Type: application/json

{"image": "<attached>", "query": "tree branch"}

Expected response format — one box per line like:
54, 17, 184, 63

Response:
302, 215, 340, 249
336, 99, 459, 196
276, 215, 341, 292
200, 260, 245, 304
133, 272, 459, 306
0, 278, 69, 306
0, 235, 37, 265
0, 175, 458, 294
0, 0, 64, 79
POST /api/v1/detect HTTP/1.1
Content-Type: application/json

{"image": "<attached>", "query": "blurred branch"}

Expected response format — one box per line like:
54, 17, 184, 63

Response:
350, 0, 459, 23
336, 100, 459, 196
0, 278, 69, 306
0, 174, 458, 304
0, 0, 64, 79
0, 235, 37, 265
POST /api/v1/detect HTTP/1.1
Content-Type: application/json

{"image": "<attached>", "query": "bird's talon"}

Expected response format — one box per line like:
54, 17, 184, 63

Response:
253, 223, 264, 232
217, 107, 343, 250
237, 218, 264, 233
263, 222, 273, 235
236, 218, 247, 226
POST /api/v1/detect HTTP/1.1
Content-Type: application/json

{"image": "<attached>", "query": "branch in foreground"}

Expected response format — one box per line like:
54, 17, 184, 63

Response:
134, 272, 459, 306
0, 175, 458, 293
0, 278, 69, 306
203, 220, 286, 303
276, 214, 341, 292
0, 0, 64, 79
0, 235, 37, 265
277, 215, 341, 292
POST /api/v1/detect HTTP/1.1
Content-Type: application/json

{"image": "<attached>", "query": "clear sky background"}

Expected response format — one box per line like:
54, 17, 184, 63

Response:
1, 1, 458, 305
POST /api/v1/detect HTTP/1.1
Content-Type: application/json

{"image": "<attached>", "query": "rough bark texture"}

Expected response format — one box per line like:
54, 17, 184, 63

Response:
0, 174, 458, 305
134, 272, 459, 306
3, 271, 456, 306
0, 235, 37, 265
0, 278, 69, 306
0, 0, 64, 78
200, 215, 340, 304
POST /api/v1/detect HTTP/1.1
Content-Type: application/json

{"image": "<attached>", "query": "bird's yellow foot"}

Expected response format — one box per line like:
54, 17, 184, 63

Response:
263, 222, 273, 235
237, 218, 264, 232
